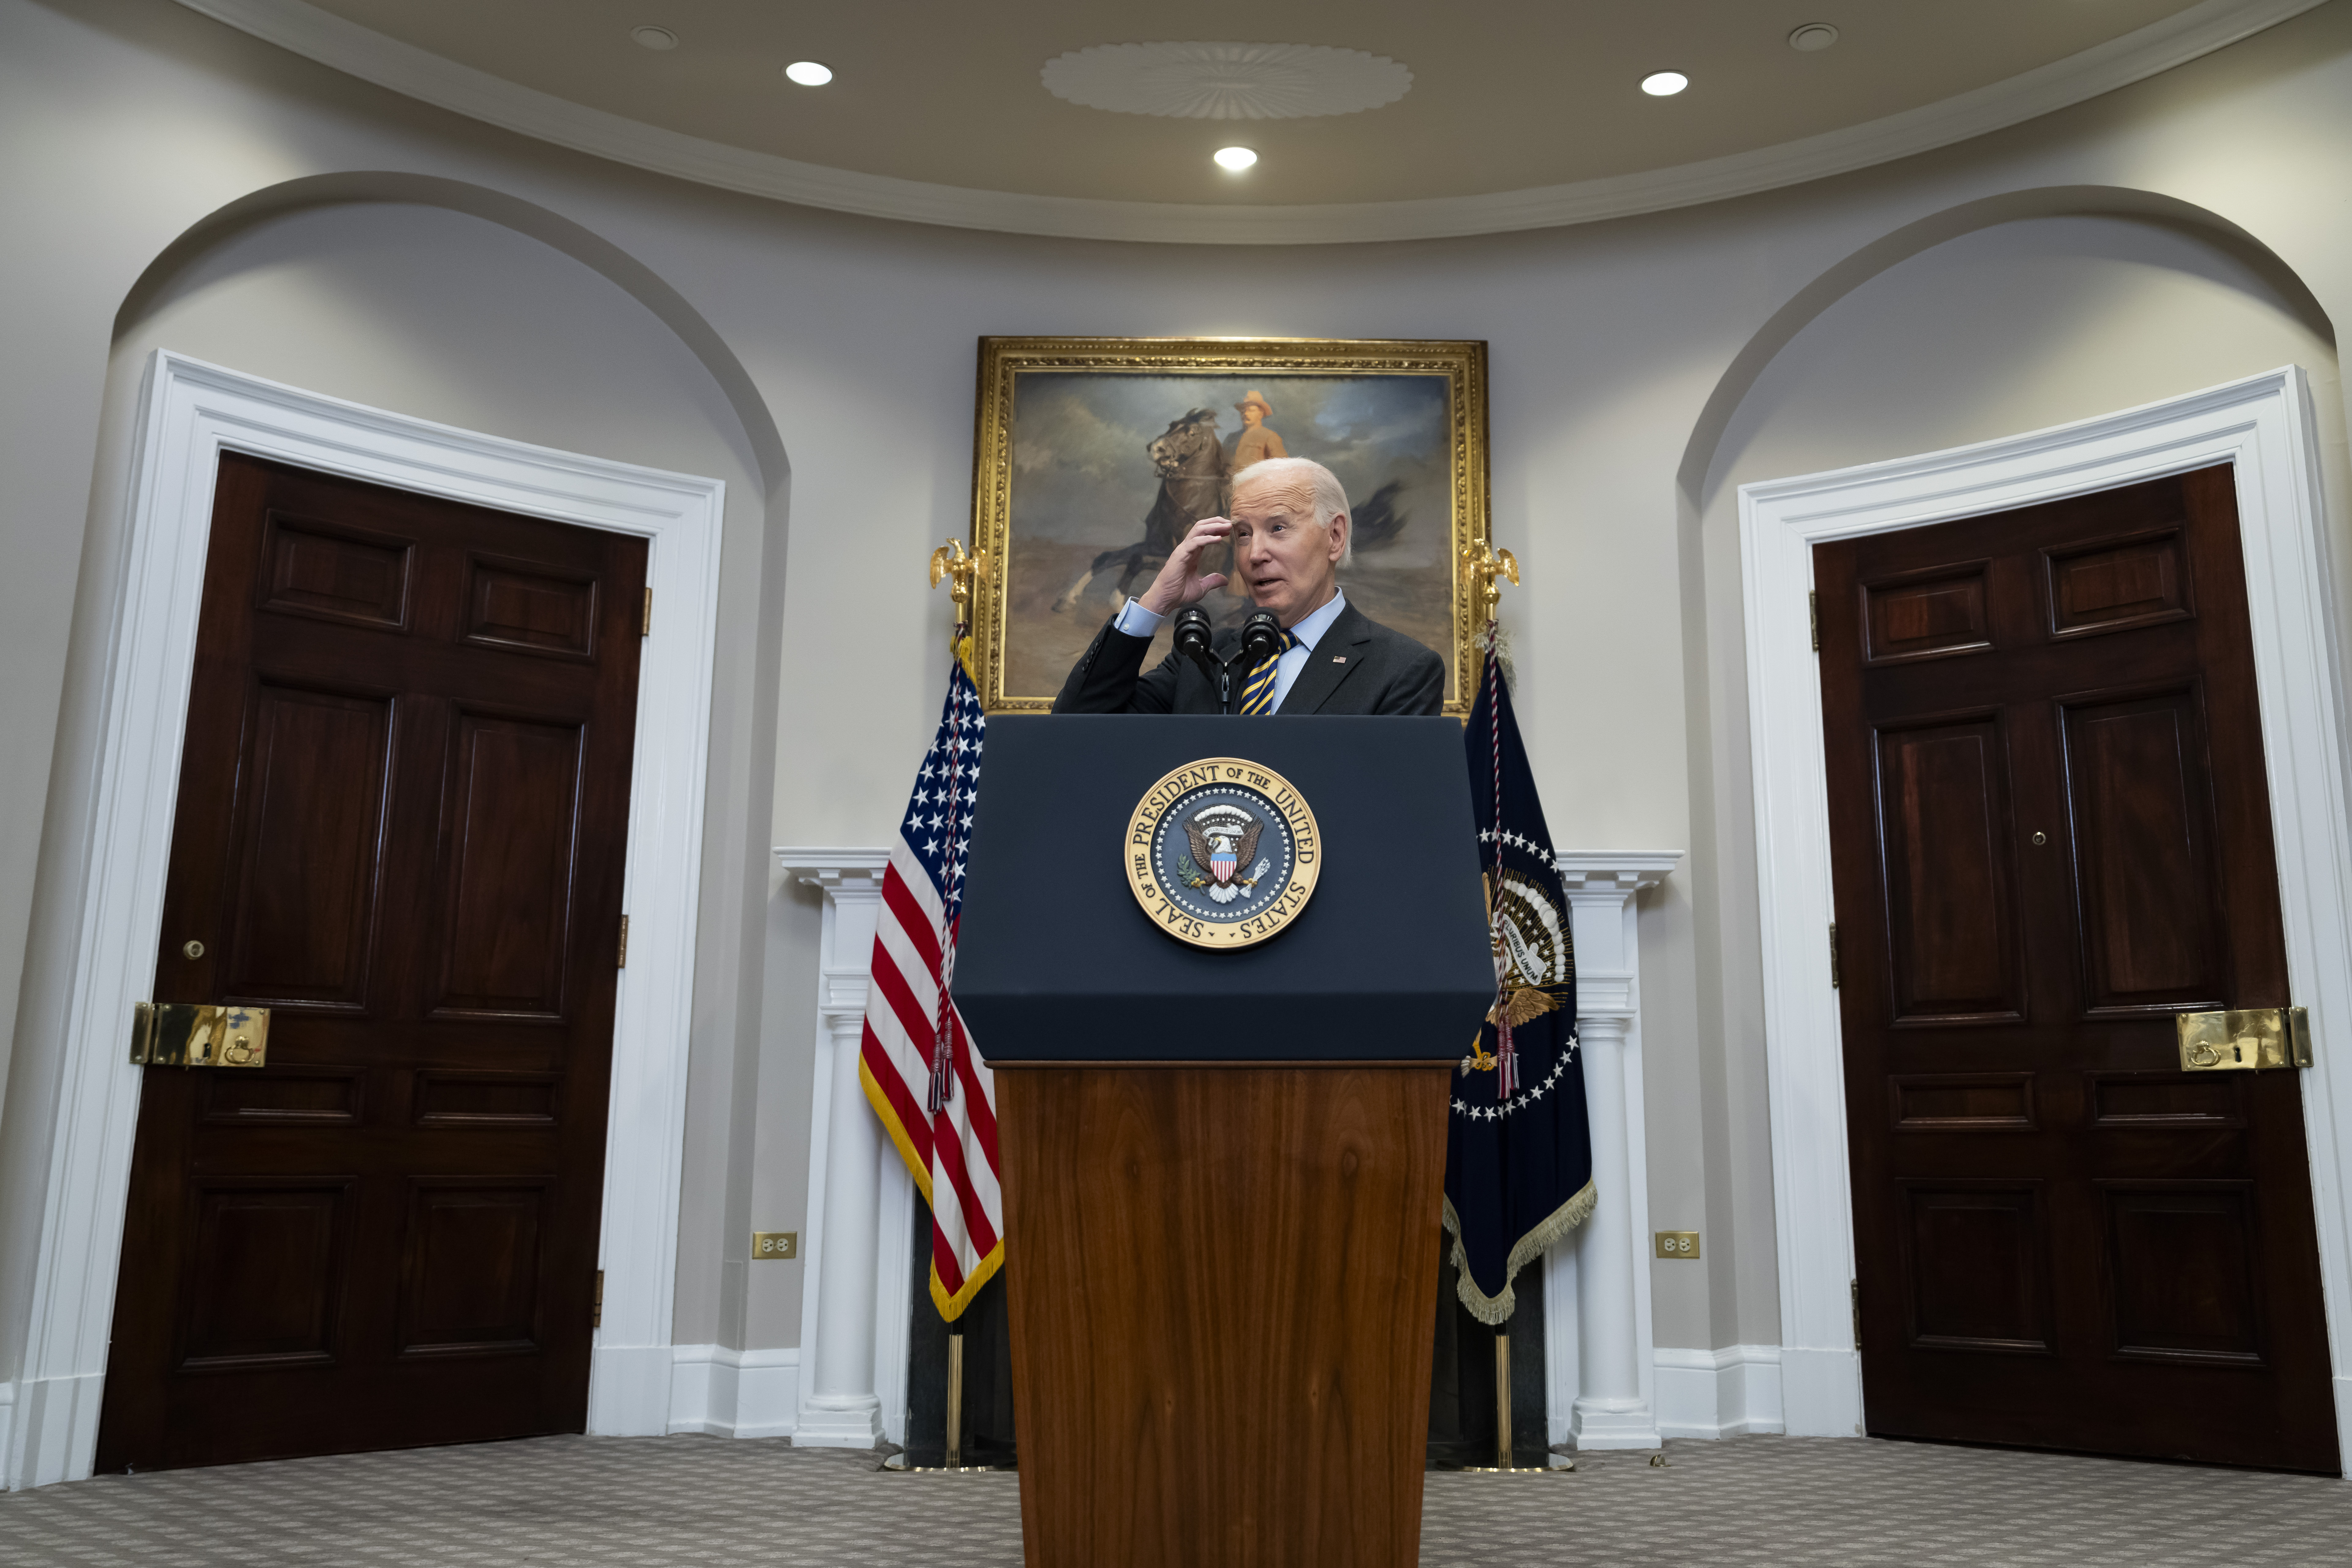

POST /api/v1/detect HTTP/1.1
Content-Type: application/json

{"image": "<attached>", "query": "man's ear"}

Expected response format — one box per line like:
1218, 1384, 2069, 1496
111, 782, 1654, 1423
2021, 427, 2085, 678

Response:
1327, 514, 1349, 560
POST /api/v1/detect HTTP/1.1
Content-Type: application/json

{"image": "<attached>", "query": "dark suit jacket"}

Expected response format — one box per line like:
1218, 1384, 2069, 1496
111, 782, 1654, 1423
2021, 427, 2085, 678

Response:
1052, 600, 1446, 716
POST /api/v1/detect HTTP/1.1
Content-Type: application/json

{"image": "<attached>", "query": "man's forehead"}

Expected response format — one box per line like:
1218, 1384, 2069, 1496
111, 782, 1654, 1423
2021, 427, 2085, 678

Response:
1233, 476, 1318, 516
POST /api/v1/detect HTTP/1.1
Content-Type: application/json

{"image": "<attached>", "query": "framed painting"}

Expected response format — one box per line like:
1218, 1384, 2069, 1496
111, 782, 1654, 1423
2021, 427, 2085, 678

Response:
965, 336, 1490, 717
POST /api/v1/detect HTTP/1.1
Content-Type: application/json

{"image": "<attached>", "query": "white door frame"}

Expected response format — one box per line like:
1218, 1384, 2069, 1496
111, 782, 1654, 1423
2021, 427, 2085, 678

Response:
1739, 367, 2352, 1466
5, 351, 723, 1488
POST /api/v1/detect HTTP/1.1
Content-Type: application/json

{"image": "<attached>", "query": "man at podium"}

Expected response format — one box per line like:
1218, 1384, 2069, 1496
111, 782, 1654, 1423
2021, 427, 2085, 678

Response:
1053, 457, 1445, 716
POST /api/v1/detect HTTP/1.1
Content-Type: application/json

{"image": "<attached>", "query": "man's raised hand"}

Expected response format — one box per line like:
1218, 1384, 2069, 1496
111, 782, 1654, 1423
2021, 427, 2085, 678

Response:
1137, 517, 1233, 617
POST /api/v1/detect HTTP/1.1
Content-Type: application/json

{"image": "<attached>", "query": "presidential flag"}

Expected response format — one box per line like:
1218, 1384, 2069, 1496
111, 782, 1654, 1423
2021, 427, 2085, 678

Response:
857, 653, 1003, 1319
1443, 643, 1596, 1322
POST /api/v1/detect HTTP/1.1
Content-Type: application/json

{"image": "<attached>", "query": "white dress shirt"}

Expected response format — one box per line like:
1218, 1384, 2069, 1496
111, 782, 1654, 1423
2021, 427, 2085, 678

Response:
1113, 591, 1349, 713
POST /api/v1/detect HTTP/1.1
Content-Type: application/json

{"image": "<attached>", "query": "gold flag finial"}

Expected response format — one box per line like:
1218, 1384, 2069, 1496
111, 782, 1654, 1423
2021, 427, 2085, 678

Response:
1462, 538, 1520, 620
929, 538, 984, 625
931, 539, 987, 685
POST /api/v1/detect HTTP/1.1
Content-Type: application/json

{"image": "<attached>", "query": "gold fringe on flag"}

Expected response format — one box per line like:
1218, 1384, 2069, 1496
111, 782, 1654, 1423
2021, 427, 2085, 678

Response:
1441, 1179, 1599, 1327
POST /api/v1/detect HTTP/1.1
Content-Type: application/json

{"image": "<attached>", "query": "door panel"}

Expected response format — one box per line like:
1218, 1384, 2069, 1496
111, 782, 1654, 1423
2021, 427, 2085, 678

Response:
1889, 1073, 2035, 1129
433, 712, 585, 1019
1816, 465, 2338, 1472
2043, 529, 2193, 639
1899, 1183, 2050, 1352
1863, 562, 1994, 664
2059, 689, 2226, 1012
2101, 1183, 2263, 1362
181, 1183, 350, 1368
463, 556, 600, 659
397, 1182, 550, 1355
97, 453, 646, 1472
1875, 717, 2023, 1022
223, 683, 393, 1008
260, 513, 414, 631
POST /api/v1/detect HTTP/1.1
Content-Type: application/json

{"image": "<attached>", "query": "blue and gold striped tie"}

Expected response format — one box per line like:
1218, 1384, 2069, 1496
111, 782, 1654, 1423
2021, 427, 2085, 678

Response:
1237, 628, 1299, 715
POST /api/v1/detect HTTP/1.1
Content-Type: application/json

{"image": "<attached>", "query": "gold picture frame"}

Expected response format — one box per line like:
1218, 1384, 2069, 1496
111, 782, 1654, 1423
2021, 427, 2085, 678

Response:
966, 336, 1491, 717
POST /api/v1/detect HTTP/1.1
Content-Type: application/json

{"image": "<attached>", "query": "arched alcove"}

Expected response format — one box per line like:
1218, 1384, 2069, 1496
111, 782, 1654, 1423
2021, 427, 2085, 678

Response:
1667, 188, 2345, 1354
111, 173, 789, 504
73, 180, 797, 1361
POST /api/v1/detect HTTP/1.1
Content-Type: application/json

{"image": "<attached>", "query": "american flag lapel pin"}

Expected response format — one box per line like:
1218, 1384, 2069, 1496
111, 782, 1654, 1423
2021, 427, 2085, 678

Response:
1333, 655, 1347, 663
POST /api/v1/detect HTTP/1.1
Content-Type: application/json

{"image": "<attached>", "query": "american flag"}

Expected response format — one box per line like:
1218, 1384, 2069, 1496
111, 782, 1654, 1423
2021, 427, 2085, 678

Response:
856, 655, 1003, 1319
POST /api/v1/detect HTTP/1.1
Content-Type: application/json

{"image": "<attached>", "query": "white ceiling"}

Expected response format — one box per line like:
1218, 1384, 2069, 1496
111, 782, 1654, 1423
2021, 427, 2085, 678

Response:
181, 0, 2324, 242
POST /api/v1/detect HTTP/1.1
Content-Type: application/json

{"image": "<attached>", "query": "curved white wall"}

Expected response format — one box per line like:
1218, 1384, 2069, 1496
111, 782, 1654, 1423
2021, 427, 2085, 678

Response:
5, 0, 2352, 1397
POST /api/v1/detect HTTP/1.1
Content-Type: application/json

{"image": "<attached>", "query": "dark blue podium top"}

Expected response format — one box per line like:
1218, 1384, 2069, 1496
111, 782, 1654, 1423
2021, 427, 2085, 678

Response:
954, 715, 1493, 1065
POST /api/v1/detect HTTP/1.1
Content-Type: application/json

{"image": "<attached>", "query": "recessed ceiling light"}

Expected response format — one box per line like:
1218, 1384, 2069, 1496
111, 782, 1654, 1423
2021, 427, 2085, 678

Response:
1641, 71, 1689, 96
1214, 146, 1258, 171
1789, 24, 1840, 52
631, 25, 677, 51
784, 60, 834, 86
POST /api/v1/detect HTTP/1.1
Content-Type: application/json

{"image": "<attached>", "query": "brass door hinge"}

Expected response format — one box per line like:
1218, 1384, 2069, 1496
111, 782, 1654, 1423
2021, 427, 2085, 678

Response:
1851, 1278, 1861, 1348
641, 586, 652, 636
1828, 923, 1841, 989
129, 1002, 270, 1067
617, 915, 630, 968
594, 1269, 604, 1329
2178, 1006, 2310, 1071
1809, 590, 1819, 653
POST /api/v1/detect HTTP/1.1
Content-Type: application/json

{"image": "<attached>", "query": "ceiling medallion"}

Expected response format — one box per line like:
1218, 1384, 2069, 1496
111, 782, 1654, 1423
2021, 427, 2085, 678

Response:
1041, 41, 1411, 120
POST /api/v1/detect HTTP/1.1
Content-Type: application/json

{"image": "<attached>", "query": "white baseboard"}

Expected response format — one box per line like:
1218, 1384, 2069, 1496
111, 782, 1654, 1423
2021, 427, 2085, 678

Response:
1653, 1345, 1786, 1439
1, 1372, 103, 1490
588, 1344, 676, 1436
668, 1345, 801, 1439
1779, 1346, 1866, 1437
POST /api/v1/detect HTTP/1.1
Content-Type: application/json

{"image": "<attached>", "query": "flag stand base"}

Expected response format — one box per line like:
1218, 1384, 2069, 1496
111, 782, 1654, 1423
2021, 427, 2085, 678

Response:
1441, 1333, 1576, 1474
880, 1330, 1014, 1474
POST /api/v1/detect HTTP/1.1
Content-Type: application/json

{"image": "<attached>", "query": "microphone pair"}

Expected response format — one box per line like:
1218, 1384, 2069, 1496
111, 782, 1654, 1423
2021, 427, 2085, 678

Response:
1174, 606, 1286, 713
1174, 605, 1284, 665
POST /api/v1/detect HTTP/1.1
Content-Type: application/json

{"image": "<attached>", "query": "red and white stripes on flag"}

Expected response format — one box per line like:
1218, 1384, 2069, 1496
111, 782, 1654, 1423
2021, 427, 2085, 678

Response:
856, 655, 1003, 1320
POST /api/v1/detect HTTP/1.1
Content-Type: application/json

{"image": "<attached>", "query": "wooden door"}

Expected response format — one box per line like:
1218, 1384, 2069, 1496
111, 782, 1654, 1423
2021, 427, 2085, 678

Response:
96, 453, 647, 1472
1816, 464, 2339, 1472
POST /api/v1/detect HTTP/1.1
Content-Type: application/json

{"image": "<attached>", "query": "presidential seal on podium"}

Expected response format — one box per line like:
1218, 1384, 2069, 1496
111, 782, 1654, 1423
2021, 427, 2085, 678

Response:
1125, 756, 1322, 948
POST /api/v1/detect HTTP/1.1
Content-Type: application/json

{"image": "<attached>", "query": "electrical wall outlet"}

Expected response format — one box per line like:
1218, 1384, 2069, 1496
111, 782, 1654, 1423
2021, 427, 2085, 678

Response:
1654, 1230, 1700, 1259
752, 1230, 799, 1260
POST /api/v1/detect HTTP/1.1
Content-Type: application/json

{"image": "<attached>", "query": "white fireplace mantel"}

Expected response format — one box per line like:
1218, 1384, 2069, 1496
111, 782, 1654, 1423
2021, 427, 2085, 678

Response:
1546, 851, 1681, 1449
773, 846, 909, 1448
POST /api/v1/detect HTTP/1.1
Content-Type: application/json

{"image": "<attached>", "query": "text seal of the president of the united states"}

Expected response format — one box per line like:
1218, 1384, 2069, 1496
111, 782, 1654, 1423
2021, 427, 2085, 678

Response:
1125, 757, 1321, 949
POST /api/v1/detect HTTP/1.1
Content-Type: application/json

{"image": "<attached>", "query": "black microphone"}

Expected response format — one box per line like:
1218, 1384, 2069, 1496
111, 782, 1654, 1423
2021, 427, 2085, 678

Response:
1240, 609, 1284, 670
1173, 605, 1216, 673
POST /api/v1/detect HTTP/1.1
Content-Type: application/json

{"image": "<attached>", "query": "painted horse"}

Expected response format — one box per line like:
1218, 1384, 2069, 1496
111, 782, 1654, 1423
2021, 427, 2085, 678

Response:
1052, 408, 1230, 613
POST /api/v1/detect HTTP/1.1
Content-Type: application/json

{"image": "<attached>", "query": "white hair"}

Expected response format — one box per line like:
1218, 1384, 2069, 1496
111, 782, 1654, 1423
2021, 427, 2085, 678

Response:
1233, 457, 1352, 567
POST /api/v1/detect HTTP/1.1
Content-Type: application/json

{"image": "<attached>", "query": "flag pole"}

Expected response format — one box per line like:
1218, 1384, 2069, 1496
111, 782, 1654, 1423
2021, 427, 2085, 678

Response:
945, 1329, 965, 1470
1495, 1332, 1512, 1470
882, 538, 1007, 1476
1447, 542, 1574, 1476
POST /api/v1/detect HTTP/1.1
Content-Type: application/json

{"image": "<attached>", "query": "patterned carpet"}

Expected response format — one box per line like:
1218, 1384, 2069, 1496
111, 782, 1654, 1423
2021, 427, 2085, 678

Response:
3, 1431, 2349, 1567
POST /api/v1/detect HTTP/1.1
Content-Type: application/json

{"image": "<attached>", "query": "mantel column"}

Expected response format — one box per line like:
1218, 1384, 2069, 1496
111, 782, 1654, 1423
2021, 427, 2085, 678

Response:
776, 849, 892, 1447
1553, 852, 1680, 1451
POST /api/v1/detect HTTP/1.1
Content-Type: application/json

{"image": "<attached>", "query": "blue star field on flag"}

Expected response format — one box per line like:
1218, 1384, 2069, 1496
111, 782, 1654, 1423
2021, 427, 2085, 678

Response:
902, 659, 985, 927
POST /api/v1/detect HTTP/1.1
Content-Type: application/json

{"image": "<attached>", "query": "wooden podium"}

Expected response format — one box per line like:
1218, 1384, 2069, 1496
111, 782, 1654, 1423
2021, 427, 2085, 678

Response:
957, 717, 1493, 1568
